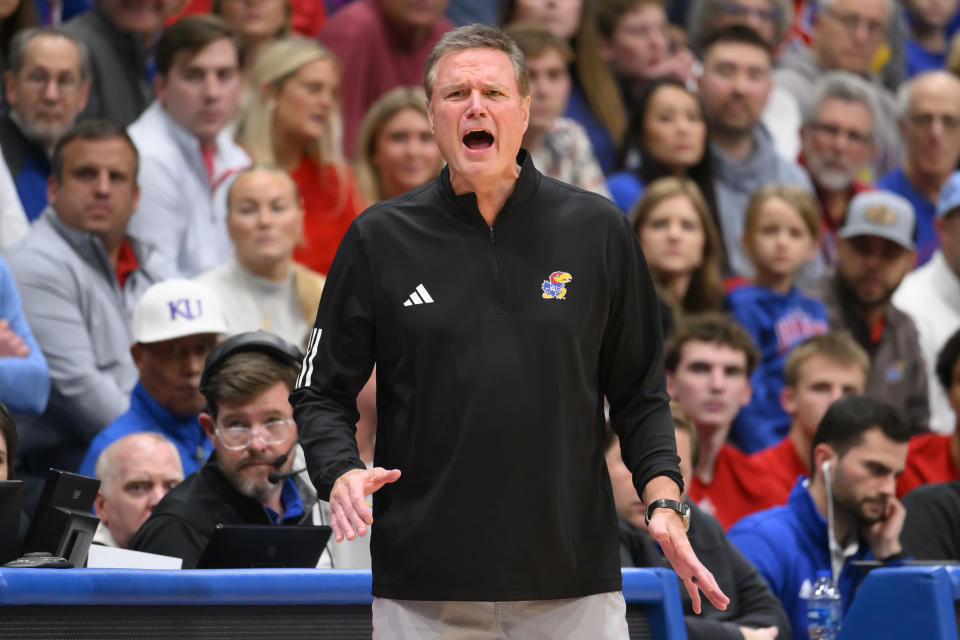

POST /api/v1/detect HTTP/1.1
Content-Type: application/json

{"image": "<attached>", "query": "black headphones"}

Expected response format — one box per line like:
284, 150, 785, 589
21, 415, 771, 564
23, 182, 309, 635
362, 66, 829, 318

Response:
199, 330, 304, 394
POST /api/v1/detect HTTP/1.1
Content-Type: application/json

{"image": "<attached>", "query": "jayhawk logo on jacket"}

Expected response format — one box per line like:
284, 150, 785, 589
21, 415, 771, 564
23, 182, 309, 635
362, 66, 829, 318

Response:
541, 271, 572, 299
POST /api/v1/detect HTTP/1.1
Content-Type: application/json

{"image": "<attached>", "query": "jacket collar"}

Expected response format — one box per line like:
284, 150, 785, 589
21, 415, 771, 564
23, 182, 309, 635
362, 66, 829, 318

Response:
203, 449, 317, 523
40, 207, 121, 283
2, 111, 51, 160
201, 454, 276, 524
788, 477, 868, 552
437, 148, 541, 224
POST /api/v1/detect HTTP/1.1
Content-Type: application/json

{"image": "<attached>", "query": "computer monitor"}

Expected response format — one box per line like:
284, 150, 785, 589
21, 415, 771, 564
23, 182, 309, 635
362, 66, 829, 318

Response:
20, 469, 100, 566
0, 480, 23, 564
197, 524, 332, 569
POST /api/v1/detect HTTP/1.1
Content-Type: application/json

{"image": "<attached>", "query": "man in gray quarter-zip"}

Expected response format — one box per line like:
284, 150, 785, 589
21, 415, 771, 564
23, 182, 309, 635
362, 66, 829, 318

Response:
4, 120, 149, 494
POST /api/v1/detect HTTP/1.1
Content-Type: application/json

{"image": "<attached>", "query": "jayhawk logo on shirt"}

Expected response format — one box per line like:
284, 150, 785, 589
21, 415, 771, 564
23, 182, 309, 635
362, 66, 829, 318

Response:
541, 271, 572, 299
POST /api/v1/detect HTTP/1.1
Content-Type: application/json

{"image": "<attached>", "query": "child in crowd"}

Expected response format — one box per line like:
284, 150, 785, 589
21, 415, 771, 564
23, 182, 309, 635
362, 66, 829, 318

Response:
726, 185, 828, 453
904, 0, 960, 77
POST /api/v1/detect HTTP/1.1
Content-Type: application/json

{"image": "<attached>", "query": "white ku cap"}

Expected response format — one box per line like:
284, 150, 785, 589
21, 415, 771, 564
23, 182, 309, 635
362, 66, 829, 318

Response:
132, 279, 228, 344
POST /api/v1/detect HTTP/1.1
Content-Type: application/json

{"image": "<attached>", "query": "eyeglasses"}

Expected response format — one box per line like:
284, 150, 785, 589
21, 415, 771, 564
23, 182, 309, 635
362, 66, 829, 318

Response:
21, 70, 83, 95
823, 9, 886, 40
810, 122, 873, 147
721, 4, 780, 22
216, 417, 295, 450
907, 112, 960, 132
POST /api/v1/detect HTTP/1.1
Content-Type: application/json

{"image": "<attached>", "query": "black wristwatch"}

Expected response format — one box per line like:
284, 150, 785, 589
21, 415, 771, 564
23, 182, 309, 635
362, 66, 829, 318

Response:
645, 499, 691, 531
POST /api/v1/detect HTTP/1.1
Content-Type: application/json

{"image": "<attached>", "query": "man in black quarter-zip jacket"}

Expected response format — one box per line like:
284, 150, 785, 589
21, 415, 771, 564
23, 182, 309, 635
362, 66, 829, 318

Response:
290, 23, 730, 639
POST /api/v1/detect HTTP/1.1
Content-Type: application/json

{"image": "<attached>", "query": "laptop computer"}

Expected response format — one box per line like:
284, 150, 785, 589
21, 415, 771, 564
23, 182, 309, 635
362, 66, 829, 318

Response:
196, 524, 332, 569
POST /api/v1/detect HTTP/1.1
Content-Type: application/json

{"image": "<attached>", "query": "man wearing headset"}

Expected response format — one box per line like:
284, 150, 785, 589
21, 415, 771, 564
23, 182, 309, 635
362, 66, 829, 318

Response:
128, 330, 360, 569
728, 396, 911, 640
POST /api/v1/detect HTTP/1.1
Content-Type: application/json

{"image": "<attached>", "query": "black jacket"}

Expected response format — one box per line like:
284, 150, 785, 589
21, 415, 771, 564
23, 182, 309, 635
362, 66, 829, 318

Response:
129, 456, 314, 568
901, 479, 960, 561
619, 504, 792, 640
291, 150, 681, 601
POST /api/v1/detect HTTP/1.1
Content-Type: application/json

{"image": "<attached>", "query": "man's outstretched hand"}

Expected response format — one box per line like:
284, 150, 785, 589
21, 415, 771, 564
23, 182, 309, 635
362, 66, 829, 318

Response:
647, 507, 730, 614
328, 467, 401, 542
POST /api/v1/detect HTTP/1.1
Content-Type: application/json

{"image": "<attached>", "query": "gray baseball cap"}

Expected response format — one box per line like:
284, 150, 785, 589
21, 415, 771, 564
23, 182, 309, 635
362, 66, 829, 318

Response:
839, 191, 915, 250
936, 171, 960, 219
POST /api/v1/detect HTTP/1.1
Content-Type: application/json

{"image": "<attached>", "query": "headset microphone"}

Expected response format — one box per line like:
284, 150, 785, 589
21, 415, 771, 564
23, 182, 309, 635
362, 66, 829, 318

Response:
271, 438, 300, 469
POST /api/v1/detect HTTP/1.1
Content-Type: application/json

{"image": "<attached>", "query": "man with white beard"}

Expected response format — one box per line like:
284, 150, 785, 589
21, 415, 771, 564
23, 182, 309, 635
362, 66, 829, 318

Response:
798, 71, 879, 272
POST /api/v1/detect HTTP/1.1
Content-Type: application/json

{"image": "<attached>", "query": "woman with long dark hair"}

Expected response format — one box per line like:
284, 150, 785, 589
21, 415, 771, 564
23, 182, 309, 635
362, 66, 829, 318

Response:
607, 78, 719, 226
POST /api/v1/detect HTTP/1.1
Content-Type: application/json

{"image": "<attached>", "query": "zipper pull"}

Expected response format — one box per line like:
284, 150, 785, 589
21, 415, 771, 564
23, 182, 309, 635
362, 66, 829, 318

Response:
489, 227, 495, 243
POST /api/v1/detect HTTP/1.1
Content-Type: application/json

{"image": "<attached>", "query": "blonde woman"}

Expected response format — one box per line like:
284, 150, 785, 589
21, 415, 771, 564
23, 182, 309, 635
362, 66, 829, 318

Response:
630, 177, 726, 317
235, 36, 364, 276
196, 165, 324, 349
354, 86, 443, 205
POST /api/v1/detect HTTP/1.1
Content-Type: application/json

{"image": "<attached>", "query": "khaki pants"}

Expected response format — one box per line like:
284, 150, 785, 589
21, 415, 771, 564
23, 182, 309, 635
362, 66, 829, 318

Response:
371, 591, 629, 640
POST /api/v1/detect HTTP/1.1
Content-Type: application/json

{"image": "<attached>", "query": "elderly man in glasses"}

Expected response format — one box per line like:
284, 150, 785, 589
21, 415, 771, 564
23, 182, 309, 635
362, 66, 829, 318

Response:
1, 27, 90, 226
129, 331, 365, 569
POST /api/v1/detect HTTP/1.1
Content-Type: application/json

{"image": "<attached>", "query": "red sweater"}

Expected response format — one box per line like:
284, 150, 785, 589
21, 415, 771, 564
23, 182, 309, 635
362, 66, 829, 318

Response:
688, 441, 802, 530
291, 157, 365, 276
748, 436, 809, 505
897, 433, 960, 498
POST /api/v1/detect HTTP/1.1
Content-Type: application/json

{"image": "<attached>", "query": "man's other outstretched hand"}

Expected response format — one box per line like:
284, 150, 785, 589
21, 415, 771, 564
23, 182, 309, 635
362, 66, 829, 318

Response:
328, 467, 401, 542
647, 507, 730, 614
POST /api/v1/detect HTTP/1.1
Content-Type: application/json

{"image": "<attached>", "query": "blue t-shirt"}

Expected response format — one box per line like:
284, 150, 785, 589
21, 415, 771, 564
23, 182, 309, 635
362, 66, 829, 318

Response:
905, 39, 947, 79
727, 285, 828, 453
78, 383, 213, 478
875, 167, 938, 267
606, 171, 645, 214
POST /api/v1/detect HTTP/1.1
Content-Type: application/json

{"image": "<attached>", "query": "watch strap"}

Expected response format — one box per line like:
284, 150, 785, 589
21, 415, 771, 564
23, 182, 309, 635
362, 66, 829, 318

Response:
645, 498, 690, 529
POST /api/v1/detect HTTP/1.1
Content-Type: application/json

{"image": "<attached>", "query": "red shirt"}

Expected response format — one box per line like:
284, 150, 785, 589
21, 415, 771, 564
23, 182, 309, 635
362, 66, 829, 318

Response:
115, 240, 139, 288
897, 433, 960, 498
167, 0, 326, 35
688, 442, 797, 530
290, 157, 365, 276
749, 436, 809, 506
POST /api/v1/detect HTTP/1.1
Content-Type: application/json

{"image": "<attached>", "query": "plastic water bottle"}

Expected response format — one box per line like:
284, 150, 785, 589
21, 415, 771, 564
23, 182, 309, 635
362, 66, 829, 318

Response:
807, 570, 842, 640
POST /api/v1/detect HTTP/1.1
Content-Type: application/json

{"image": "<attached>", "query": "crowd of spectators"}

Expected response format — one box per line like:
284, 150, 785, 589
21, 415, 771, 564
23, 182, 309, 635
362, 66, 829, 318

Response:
2, 1, 960, 638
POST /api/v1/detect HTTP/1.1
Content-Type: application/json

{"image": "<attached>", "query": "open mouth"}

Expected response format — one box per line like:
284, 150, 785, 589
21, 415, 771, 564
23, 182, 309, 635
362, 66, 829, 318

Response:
463, 129, 494, 151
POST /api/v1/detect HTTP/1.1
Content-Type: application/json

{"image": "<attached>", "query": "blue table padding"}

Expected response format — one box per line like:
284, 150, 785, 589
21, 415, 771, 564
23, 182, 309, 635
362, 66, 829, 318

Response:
0, 567, 689, 638
838, 565, 960, 640
0, 569, 374, 605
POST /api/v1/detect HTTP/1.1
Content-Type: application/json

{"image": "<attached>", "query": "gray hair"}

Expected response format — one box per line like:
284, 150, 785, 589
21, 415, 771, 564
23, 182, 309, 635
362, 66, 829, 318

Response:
686, 0, 794, 51
802, 71, 879, 131
8, 27, 90, 80
95, 432, 183, 497
423, 24, 529, 100
895, 70, 960, 119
